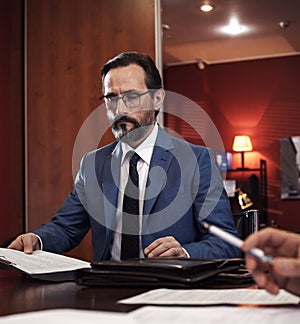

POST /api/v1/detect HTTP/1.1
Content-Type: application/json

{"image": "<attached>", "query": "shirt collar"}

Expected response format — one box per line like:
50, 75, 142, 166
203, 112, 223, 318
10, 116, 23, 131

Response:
121, 123, 158, 166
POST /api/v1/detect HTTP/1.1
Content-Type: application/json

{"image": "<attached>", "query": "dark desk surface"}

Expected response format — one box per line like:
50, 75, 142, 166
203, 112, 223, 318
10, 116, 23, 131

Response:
0, 269, 147, 317
1, 268, 299, 320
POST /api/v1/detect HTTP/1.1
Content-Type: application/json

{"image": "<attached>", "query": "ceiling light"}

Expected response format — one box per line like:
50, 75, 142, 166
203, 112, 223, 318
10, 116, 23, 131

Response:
200, 4, 214, 12
279, 20, 290, 29
222, 17, 247, 35
196, 59, 205, 70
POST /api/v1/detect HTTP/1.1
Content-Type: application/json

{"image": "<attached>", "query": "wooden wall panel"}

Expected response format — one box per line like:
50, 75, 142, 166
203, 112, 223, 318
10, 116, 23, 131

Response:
0, 0, 24, 245
26, 0, 156, 260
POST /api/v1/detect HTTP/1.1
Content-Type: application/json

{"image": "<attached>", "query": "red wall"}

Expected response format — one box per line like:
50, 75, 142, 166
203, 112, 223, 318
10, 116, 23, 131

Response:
164, 55, 300, 232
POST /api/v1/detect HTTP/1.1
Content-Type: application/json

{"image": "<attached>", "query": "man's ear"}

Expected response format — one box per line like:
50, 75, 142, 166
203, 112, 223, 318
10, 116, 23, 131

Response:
153, 88, 165, 112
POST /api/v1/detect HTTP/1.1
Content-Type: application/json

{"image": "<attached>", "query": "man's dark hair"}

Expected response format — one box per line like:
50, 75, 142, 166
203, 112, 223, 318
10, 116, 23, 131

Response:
101, 51, 163, 90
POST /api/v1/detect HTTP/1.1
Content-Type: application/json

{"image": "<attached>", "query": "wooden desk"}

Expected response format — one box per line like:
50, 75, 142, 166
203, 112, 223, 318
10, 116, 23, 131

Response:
0, 269, 146, 317
1, 268, 299, 321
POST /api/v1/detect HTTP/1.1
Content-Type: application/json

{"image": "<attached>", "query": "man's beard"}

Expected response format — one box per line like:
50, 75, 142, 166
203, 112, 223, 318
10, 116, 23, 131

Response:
109, 111, 154, 144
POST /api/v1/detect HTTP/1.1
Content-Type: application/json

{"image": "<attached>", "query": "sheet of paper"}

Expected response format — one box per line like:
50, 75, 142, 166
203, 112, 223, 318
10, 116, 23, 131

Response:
130, 306, 300, 324
119, 288, 300, 305
0, 248, 90, 274
1, 307, 299, 324
0, 309, 136, 324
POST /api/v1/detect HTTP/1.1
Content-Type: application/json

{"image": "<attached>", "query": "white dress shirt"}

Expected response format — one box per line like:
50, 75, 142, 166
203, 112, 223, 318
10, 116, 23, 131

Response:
110, 123, 158, 260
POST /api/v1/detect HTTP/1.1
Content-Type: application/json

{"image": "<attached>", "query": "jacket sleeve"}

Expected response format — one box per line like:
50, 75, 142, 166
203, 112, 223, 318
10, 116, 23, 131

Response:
183, 147, 241, 259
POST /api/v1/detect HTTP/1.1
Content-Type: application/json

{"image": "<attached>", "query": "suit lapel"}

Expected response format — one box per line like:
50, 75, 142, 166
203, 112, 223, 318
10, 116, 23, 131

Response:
143, 127, 175, 216
102, 143, 122, 231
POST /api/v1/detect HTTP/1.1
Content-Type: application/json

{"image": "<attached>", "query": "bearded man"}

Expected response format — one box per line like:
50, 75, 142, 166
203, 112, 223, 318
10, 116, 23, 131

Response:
9, 52, 240, 260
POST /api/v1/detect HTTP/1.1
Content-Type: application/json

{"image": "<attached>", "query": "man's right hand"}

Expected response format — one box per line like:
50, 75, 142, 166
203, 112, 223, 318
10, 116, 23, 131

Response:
7, 233, 40, 254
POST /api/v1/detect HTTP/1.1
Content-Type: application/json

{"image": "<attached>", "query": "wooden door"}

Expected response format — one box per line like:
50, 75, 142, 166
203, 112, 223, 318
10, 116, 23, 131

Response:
26, 0, 157, 260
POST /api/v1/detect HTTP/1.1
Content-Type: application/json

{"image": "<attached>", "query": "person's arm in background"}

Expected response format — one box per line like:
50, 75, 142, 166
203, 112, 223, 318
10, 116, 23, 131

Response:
242, 227, 300, 296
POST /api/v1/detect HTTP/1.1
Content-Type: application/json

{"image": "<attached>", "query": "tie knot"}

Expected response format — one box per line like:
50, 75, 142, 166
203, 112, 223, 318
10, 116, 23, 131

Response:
128, 152, 140, 168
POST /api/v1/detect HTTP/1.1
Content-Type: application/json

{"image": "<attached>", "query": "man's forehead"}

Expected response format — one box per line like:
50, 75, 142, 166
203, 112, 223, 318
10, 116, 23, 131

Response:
103, 64, 146, 91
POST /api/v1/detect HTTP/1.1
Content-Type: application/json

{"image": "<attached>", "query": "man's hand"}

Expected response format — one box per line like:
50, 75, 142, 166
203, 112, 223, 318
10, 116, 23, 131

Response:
242, 227, 300, 296
144, 236, 188, 258
7, 233, 40, 254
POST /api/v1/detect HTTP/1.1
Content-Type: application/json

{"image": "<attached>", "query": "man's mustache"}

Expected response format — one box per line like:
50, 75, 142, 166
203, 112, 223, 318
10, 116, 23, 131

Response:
112, 116, 141, 129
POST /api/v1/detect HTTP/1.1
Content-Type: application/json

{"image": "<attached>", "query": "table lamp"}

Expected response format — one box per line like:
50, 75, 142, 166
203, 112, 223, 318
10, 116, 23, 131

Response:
232, 135, 253, 169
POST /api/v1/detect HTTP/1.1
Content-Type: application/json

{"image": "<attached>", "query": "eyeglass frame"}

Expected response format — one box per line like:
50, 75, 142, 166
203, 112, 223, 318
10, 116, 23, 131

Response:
99, 90, 153, 110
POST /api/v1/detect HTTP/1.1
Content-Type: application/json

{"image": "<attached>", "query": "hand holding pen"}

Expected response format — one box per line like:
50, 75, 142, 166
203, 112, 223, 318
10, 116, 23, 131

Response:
202, 222, 273, 264
203, 222, 300, 296
242, 227, 300, 296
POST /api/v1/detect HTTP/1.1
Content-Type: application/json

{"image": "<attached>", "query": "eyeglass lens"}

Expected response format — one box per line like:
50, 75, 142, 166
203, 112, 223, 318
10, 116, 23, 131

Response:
106, 91, 150, 110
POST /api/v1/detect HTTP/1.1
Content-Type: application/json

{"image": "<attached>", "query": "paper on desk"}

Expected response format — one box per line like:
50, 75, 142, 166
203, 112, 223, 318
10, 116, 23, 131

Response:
0, 307, 299, 324
0, 309, 136, 324
0, 248, 90, 274
130, 306, 300, 324
119, 288, 300, 305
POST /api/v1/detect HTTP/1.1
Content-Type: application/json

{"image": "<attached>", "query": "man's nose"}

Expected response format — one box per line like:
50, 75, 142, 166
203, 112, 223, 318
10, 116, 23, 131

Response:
116, 97, 128, 115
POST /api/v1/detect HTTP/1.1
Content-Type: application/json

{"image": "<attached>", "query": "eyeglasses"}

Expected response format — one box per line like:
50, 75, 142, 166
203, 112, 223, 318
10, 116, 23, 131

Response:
100, 90, 151, 110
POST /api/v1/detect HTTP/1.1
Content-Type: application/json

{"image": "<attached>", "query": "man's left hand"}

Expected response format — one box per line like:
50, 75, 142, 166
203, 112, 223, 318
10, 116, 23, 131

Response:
144, 236, 188, 258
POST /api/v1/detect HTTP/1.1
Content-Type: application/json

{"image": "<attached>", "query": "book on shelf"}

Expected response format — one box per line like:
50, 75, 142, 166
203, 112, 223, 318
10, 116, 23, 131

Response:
216, 152, 232, 171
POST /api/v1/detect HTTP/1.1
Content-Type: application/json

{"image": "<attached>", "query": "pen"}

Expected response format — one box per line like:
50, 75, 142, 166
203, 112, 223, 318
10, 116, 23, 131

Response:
202, 222, 274, 264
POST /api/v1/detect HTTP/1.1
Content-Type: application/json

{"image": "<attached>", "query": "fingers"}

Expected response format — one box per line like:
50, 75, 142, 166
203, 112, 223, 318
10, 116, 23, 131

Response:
7, 233, 40, 254
251, 270, 280, 295
245, 254, 297, 295
144, 236, 187, 258
245, 254, 279, 295
243, 228, 299, 257
245, 254, 259, 271
242, 228, 279, 251
274, 258, 300, 277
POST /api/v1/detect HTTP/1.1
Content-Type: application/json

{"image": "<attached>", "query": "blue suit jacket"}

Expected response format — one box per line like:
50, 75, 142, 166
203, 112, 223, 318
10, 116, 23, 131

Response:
35, 127, 240, 260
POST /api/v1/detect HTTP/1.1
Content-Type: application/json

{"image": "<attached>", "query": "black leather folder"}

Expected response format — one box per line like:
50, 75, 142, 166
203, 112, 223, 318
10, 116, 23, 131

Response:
76, 258, 253, 288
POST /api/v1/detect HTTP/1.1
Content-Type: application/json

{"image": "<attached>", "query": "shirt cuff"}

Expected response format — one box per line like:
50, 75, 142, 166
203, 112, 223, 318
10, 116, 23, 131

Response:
182, 247, 190, 258
35, 234, 43, 250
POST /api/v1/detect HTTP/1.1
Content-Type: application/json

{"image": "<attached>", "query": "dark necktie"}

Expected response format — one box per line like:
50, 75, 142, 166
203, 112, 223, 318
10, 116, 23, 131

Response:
121, 152, 140, 260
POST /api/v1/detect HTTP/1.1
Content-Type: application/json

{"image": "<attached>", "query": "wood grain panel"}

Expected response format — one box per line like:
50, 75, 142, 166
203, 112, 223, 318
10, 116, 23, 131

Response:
26, 0, 156, 260
0, 0, 24, 245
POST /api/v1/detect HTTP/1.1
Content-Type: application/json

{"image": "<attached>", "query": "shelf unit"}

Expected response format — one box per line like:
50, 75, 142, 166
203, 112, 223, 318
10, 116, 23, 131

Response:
224, 159, 267, 227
